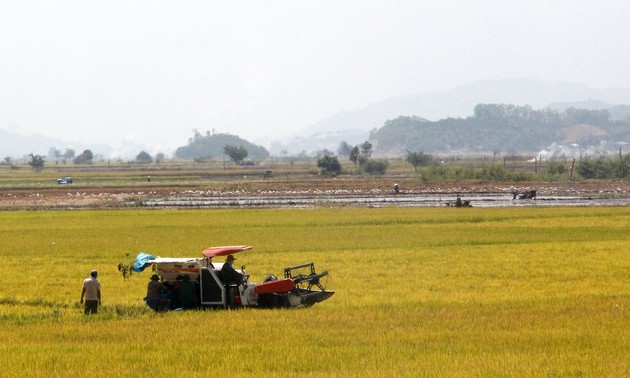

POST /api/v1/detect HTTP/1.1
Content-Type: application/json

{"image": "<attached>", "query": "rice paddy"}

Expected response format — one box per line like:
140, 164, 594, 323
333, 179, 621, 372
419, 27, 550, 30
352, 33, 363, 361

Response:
1, 206, 629, 377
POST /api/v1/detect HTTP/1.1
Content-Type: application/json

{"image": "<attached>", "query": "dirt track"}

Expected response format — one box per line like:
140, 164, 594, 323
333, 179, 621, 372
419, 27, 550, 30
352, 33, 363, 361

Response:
1, 178, 628, 210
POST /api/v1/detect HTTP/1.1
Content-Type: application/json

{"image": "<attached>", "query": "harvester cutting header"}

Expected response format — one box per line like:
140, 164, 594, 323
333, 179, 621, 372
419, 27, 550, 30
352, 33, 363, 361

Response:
132, 245, 334, 311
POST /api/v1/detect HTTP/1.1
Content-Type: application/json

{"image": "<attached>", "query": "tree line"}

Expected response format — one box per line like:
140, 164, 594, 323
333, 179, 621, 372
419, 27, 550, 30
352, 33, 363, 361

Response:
21, 148, 166, 171
25, 149, 95, 171
13, 119, 630, 181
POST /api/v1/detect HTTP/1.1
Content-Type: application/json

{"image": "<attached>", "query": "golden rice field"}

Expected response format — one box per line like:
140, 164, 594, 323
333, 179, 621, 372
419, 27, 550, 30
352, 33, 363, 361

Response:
1, 206, 630, 377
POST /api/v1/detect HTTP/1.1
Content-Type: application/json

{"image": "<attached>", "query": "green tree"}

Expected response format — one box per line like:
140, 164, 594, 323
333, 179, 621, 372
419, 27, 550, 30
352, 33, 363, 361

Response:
358, 141, 373, 166
349, 146, 360, 167
136, 151, 152, 163
63, 149, 75, 164
48, 147, 61, 162
155, 152, 165, 163
337, 141, 353, 158
28, 153, 45, 171
223, 145, 248, 165
406, 151, 433, 172
317, 155, 342, 175
73, 149, 93, 164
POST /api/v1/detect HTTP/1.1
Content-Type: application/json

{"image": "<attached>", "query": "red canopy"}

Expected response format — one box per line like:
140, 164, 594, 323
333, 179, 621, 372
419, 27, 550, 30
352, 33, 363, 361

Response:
201, 245, 252, 258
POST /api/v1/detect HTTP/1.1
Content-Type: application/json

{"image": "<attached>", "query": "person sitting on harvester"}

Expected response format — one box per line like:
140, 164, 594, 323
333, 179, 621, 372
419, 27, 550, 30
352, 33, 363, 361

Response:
221, 255, 244, 285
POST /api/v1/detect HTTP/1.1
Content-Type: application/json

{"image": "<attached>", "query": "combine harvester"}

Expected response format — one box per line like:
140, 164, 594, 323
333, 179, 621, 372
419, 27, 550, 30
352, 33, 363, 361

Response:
132, 245, 334, 310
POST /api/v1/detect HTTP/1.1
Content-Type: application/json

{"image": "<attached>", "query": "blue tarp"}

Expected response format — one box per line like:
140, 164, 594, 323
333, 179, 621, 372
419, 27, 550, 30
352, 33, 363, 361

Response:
132, 252, 155, 272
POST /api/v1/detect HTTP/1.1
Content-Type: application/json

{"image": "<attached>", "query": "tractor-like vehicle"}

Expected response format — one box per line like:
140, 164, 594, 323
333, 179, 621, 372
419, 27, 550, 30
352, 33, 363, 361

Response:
132, 246, 334, 310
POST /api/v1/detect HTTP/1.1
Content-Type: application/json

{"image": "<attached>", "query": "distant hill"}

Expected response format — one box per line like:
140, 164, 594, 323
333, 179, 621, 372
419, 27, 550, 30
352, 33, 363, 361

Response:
548, 100, 630, 121
369, 104, 630, 158
305, 79, 630, 134
0, 129, 152, 160
175, 131, 269, 160
270, 79, 630, 155
0, 129, 70, 158
547, 99, 614, 111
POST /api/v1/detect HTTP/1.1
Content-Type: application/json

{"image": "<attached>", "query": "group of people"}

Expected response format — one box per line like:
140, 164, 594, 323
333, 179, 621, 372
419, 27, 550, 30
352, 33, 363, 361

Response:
79, 253, 246, 314
145, 254, 245, 312
145, 273, 198, 312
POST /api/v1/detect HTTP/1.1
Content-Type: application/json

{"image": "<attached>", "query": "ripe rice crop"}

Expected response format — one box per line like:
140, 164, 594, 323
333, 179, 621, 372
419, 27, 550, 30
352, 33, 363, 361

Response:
1, 207, 630, 376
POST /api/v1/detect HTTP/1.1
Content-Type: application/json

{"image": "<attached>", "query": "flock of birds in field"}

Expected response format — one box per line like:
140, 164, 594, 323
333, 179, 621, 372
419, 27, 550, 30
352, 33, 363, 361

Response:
0, 185, 628, 200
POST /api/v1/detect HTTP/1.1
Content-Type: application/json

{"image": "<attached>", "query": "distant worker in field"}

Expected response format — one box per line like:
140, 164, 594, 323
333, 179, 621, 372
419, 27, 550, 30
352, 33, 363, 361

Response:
455, 195, 463, 207
145, 274, 170, 312
394, 183, 399, 194
221, 254, 244, 285
80, 270, 101, 315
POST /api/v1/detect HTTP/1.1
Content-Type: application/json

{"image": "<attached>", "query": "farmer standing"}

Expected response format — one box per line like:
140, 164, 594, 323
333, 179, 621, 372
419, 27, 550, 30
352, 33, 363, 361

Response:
80, 270, 101, 315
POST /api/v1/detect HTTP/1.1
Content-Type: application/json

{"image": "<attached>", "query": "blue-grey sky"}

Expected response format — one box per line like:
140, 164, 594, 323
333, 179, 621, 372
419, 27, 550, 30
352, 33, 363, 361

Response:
2, 1, 630, 152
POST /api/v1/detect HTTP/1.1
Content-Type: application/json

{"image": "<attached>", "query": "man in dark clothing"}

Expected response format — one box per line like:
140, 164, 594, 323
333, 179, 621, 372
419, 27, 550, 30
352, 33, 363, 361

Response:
178, 275, 198, 309
221, 255, 244, 285
145, 274, 170, 311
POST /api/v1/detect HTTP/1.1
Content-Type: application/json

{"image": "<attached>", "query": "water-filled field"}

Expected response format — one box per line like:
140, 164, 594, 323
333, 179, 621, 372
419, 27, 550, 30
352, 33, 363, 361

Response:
143, 191, 630, 208
1, 207, 629, 376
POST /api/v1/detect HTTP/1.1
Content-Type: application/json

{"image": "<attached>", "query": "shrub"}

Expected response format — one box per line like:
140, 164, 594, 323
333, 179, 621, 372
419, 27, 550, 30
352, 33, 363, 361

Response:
547, 161, 566, 175
317, 156, 341, 175
362, 159, 389, 175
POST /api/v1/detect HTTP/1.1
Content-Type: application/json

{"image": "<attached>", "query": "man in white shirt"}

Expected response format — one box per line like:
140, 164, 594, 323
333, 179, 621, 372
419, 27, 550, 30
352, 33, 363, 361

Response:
80, 270, 101, 314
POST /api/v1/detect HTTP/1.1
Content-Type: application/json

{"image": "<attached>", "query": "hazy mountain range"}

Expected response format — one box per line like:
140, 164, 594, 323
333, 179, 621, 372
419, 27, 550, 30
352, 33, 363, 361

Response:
4, 79, 630, 159
0, 128, 153, 162
270, 79, 630, 155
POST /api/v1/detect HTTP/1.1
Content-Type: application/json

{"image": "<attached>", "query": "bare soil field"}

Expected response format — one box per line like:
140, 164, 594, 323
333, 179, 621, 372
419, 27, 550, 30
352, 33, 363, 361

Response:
1, 176, 628, 209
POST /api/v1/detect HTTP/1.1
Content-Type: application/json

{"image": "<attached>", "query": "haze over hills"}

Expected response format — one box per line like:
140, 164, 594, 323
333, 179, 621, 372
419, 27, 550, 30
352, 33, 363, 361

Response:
270, 79, 630, 155
3, 79, 630, 160
0, 128, 158, 162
